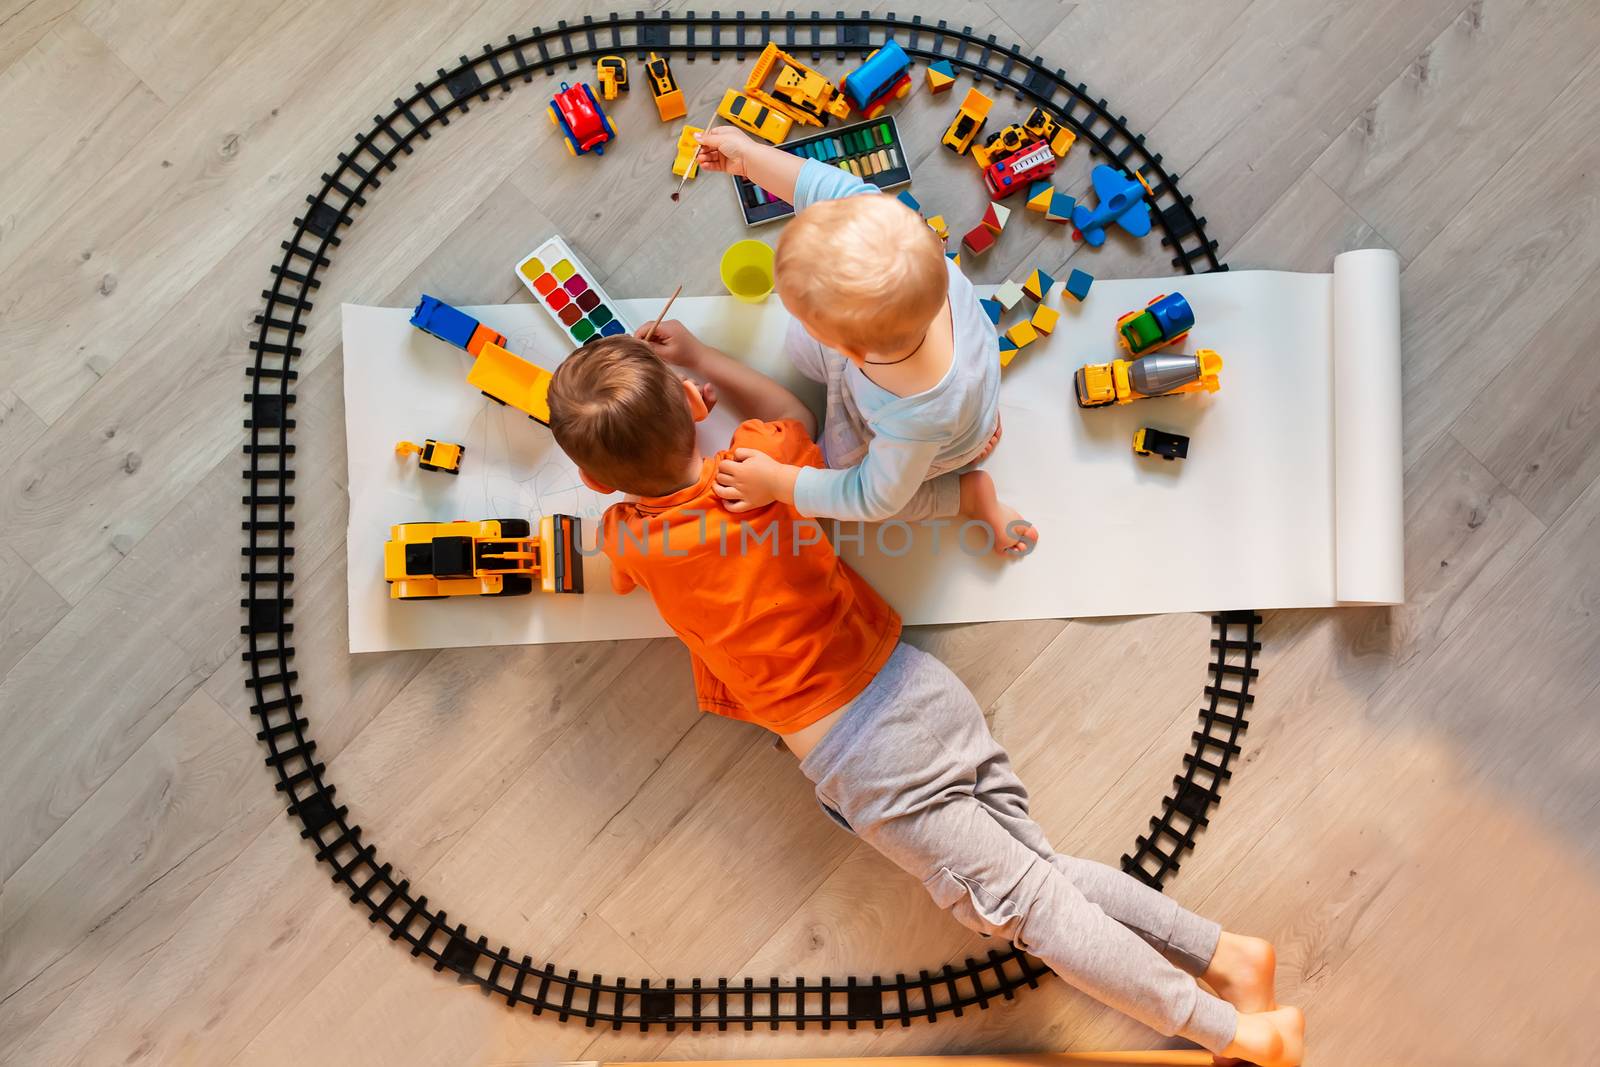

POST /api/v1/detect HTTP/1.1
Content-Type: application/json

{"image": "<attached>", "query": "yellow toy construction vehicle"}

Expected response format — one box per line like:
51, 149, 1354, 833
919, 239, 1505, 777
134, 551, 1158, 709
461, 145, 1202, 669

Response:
383, 516, 583, 599
672, 125, 704, 179
1075, 350, 1223, 408
970, 121, 1032, 169
596, 56, 628, 100
744, 42, 851, 127
395, 438, 463, 474
468, 341, 555, 425
645, 52, 686, 121
1022, 106, 1076, 158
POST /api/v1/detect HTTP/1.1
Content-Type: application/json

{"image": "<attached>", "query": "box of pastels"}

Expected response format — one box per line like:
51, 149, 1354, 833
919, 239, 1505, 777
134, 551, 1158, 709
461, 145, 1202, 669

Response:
514, 236, 633, 344
733, 115, 911, 226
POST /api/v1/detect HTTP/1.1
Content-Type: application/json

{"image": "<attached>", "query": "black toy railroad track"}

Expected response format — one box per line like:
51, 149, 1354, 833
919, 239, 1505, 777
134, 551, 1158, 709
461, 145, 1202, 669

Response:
243, 11, 1249, 1032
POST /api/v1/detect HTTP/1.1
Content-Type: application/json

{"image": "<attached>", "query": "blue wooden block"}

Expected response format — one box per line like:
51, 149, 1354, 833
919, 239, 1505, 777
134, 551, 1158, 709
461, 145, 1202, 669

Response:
1064, 268, 1094, 302
979, 297, 1003, 325
411, 294, 479, 350
896, 189, 922, 215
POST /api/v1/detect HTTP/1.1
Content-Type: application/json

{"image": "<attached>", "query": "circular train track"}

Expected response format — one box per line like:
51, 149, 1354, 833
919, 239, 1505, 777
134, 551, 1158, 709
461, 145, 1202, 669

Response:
241, 11, 1261, 1032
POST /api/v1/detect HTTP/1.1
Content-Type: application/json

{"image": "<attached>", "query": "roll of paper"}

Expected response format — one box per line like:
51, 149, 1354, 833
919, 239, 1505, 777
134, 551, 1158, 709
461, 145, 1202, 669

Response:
1331, 248, 1405, 604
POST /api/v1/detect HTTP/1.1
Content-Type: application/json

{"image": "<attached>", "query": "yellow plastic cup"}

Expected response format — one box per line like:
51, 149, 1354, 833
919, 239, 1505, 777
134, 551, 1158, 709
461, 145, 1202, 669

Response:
720, 239, 775, 303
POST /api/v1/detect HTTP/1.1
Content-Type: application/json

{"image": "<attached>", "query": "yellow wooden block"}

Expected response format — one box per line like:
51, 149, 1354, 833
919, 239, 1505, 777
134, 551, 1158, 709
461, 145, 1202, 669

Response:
925, 214, 949, 240
1005, 320, 1038, 348
1031, 304, 1060, 334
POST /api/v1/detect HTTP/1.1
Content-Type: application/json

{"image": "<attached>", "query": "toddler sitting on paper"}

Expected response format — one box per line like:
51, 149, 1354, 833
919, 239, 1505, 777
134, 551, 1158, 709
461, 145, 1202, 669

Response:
638, 125, 1037, 556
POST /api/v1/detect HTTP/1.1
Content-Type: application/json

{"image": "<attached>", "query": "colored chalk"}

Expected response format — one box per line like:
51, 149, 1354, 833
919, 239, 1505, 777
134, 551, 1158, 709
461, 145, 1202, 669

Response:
734, 115, 912, 226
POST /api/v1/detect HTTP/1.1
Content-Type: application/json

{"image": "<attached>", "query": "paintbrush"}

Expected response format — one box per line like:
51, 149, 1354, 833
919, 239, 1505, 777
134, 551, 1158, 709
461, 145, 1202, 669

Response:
670, 106, 721, 202
644, 284, 683, 342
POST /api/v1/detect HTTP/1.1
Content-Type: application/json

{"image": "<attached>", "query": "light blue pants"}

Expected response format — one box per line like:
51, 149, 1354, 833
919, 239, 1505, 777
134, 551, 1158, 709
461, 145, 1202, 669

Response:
799, 642, 1239, 1053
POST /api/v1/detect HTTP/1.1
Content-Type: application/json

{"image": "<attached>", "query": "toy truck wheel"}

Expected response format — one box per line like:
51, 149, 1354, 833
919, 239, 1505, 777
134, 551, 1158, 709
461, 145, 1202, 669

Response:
564, 138, 577, 157
486, 574, 535, 597
494, 518, 532, 537
547, 106, 557, 125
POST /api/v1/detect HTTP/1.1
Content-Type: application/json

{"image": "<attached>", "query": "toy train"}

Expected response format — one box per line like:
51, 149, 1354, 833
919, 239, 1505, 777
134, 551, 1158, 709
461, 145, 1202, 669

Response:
383, 516, 583, 599
548, 81, 616, 156
842, 40, 913, 118
1075, 350, 1223, 408
1117, 293, 1194, 356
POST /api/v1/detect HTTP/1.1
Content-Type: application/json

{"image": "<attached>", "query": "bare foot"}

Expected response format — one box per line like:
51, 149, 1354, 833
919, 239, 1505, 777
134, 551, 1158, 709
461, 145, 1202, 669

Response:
958, 470, 1039, 557
1217, 1006, 1304, 1067
1204, 933, 1278, 1013
972, 416, 1004, 464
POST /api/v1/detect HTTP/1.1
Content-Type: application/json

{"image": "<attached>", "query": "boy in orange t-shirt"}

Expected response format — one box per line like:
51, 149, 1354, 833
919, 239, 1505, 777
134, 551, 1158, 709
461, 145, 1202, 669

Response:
544, 334, 1303, 1066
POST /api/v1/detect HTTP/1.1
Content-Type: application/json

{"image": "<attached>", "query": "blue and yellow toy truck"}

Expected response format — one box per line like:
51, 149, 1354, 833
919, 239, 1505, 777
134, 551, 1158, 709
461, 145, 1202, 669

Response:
1117, 293, 1195, 357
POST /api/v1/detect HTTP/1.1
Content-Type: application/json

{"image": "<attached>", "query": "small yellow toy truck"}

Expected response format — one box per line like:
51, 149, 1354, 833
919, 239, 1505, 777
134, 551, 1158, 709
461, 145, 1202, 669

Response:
941, 87, 992, 154
595, 56, 628, 100
1075, 350, 1223, 408
672, 125, 704, 179
395, 438, 464, 474
383, 515, 583, 599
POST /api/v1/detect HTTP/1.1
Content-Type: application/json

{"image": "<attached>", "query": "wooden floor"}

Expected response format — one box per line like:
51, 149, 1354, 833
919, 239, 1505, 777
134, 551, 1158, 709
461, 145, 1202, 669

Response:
3, 0, 1599, 1063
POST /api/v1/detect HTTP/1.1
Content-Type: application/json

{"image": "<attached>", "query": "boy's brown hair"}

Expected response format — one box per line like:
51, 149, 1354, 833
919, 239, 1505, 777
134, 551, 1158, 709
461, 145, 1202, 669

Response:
547, 336, 696, 497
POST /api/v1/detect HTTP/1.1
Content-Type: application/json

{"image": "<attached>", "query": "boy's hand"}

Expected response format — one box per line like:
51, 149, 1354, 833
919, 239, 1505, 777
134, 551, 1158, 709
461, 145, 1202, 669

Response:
693, 126, 757, 178
637, 318, 705, 372
714, 449, 799, 512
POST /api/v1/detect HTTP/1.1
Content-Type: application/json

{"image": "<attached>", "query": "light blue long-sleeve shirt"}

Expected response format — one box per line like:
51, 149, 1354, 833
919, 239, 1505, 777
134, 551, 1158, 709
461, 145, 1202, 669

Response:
785, 159, 1002, 522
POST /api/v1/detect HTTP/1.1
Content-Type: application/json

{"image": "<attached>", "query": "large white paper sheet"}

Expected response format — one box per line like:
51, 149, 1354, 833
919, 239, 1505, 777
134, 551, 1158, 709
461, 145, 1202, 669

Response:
343, 250, 1402, 652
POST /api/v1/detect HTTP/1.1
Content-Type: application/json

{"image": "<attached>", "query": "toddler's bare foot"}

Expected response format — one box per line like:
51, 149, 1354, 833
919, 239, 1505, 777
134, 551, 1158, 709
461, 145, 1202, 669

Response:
1204, 933, 1278, 1013
1217, 1006, 1304, 1067
973, 416, 1004, 464
958, 470, 1039, 557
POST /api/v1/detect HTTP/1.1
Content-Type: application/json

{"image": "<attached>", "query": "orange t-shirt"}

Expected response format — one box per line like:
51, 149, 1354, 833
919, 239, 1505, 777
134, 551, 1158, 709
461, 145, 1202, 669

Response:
602, 419, 901, 733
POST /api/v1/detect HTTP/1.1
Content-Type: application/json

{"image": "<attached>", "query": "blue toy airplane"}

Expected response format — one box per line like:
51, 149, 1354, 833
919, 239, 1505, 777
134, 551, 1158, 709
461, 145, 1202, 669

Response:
1071, 165, 1153, 247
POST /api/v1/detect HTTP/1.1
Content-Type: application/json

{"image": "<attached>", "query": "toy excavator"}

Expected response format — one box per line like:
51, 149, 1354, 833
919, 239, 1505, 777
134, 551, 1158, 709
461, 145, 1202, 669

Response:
1075, 350, 1223, 408
383, 516, 583, 599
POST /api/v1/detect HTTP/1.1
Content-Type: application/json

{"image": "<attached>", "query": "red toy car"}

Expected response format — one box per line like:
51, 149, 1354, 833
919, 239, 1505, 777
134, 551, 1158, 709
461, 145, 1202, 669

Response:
983, 140, 1057, 198
548, 81, 617, 156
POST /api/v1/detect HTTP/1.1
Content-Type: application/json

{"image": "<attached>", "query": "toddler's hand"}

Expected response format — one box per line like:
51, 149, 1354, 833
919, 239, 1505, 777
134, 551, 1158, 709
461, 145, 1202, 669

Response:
637, 318, 703, 371
694, 126, 756, 178
714, 449, 795, 513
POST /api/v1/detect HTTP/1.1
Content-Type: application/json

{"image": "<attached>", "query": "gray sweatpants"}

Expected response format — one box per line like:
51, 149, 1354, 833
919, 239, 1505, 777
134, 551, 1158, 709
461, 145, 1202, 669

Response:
799, 643, 1239, 1053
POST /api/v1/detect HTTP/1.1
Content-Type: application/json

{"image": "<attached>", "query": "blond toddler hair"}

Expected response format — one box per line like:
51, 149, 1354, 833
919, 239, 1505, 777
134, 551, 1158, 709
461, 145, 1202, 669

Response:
775, 193, 947, 357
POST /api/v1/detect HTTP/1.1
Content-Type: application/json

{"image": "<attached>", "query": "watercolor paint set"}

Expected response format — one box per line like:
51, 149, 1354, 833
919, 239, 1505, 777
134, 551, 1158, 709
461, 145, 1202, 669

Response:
514, 236, 632, 344
733, 115, 910, 226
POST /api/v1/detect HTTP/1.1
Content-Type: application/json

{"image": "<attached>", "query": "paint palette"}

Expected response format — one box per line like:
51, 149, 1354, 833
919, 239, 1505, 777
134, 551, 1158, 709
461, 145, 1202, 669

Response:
733, 115, 910, 226
514, 236, 632, 345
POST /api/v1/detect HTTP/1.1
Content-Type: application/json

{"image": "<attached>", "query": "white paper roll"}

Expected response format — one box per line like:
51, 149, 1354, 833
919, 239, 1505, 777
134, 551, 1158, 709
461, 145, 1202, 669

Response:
1331, 248, 1405, 603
